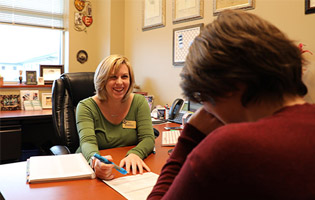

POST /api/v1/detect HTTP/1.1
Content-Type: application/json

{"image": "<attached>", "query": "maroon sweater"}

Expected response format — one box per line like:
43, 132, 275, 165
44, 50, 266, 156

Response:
148, 104, 315, 199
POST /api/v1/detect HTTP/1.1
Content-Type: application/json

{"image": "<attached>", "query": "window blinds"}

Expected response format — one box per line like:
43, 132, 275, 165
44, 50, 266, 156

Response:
0, 0, 64, 29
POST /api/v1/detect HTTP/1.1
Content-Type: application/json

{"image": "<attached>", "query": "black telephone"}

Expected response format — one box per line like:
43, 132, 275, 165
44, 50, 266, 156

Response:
168, 98, 184, 121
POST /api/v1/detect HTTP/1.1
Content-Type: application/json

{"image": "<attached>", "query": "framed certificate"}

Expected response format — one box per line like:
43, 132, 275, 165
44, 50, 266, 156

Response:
173, 0, 204, 23
143, 0, 166, 31
40, 65, 64, 85
213, 0, 255, 15
305, 0, 315, 14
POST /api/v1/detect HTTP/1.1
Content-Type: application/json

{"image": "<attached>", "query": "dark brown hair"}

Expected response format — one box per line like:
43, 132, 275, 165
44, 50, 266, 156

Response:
180, 9, 307, 106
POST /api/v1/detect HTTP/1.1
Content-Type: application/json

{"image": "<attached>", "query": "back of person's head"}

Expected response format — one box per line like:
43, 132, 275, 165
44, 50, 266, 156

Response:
94, 54, 135, 102
181, 9, 307, 106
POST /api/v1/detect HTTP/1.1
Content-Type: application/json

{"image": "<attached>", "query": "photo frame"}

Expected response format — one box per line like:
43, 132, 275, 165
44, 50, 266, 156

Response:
40, 65, 64, 85
173, 23, 203, 66
0, 94, 21, 111
305, 0, 315, 14
26, 71, 37, 85
173, 0, 204, 23
213, 0, 255, 15
41, 93, 52, 109
143, 0, 166, 31
38, 77, 44, 85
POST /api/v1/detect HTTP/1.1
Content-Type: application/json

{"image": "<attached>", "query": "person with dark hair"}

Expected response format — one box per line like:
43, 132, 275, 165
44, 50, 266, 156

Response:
76, 55, 155, 180
148, 10, 315, 199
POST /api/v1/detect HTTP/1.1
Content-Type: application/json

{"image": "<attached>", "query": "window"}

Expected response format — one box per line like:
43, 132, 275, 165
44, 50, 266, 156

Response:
0, 0, 64, 83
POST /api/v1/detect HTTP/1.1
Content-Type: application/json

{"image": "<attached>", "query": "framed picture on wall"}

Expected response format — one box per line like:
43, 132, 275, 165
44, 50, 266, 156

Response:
40, 65, 64, 85
305, 0, 315, 14
173, 23, 203, 66
173, 0, 204, 23
213, 0, 255, 15
143, 0, 166, 31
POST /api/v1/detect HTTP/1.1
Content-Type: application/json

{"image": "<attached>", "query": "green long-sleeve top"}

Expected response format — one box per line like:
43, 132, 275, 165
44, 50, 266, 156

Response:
75, 94, 155, 163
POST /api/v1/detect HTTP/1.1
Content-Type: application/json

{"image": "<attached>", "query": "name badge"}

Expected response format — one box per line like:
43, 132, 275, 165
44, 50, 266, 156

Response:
122, 120, 136, 129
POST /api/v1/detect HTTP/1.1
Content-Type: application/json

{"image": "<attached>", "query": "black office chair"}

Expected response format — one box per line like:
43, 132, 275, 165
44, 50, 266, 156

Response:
50, 72, 159, 155
50, 72, 95, 155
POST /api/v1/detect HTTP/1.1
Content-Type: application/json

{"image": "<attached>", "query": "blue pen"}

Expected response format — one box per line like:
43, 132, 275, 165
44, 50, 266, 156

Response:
93, 153, 128, 175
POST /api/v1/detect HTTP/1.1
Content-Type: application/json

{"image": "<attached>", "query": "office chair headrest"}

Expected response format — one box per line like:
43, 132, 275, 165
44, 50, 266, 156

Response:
61, 72, 95, 106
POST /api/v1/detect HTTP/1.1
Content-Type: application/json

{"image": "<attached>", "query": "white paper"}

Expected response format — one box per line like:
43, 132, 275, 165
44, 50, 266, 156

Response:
103, 172, 159, 200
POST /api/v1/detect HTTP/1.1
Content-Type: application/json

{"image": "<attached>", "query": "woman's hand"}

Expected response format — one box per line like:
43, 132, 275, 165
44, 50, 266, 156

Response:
119, 153, 150, 175
187, 107, 224, 135
93, 155, 115, 180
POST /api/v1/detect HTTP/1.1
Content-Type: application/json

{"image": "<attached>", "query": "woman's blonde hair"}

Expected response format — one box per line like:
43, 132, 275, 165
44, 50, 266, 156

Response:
94, 54, 135, 102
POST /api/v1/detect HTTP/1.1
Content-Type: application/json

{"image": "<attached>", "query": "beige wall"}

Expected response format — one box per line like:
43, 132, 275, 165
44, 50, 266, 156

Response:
67, 0, 125, 72
66, 0, 315, 106
124, 0, 315, 106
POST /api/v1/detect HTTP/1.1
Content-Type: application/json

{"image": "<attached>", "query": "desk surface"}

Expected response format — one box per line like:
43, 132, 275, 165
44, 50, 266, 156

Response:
0, 123, 179, 200
0, 110, 52, 120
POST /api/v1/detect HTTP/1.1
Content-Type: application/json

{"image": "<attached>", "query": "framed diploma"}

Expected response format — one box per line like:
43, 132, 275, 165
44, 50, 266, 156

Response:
40, 65, 64, 85
305, 0, 315, 14
213, 0, 255, 15
173, 0, 204, 23
143, 0, 166, 31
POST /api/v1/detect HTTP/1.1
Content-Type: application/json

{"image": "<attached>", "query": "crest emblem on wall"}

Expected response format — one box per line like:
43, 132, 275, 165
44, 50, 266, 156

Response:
74, 0, 85, 11
74, 0, 93, 32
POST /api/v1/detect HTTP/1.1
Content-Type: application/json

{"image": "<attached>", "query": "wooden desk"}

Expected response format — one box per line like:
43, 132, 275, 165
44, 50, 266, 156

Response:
0, 110, 55, 163
0, 123, 179, 200
0, 109, 52, 120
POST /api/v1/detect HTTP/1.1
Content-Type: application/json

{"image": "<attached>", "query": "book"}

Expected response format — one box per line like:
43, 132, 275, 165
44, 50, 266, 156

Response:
103, 172, 159, 200
27, 153, 95, 183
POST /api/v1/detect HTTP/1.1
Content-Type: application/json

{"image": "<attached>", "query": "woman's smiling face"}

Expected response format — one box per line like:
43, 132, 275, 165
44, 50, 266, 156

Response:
106, 63, 130, 101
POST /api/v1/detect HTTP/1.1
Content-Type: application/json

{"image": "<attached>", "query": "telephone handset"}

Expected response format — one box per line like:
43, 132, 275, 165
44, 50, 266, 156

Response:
168, 98, 184, 120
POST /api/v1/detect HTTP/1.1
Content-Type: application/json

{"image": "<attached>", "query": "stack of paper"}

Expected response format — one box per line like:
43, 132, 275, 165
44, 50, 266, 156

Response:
27, 153, 95, 183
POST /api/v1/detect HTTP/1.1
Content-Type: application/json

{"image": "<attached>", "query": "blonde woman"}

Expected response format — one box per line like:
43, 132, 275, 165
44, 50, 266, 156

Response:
76, 55, 155, 180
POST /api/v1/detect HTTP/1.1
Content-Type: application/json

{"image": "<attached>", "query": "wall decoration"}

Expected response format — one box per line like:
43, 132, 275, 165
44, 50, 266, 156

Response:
74, 0, 93, 32
74, 0, 85, 11
173, 23, 203, 66
0, 94, 21, 111
213, 0, 255, 15
40, 65, 64, 85
25, 71, 37, 85
305, 0, 315, 14
173, 0, 203, 23
143, 0, 166, 31
41, 93, 52, 109
77, 50, 88, 64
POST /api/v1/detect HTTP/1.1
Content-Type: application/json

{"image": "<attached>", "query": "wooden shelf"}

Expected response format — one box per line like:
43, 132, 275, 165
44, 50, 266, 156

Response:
0, 84, 52, 88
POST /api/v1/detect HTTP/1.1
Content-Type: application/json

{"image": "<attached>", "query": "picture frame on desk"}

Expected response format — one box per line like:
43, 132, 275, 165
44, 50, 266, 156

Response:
173, 0, 204, 23
40, 65, 64, 85
0, 94, 21, 111
213, 0, 255, 15
25, 71, 37, 85
41, 93, 52, 109
305, 0, 315, 14
143, 0, 166, 31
